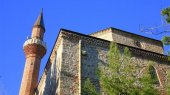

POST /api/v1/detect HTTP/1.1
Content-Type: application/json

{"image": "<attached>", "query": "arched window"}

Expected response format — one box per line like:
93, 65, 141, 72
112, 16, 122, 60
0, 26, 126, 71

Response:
149, 66, 160, 85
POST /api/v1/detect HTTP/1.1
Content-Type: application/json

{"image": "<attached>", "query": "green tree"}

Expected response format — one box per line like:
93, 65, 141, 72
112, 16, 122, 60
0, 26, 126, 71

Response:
162, 7, 170, 23
82, 78, 98, 95
161, 7, 170, 55
97, 42, 160, 95
161, 8, 170, 94
166, 69, 170, 94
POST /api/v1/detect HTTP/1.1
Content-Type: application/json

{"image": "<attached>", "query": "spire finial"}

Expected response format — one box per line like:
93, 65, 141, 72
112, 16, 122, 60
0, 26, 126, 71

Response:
33, 9, 45, 30
41, 8, 43, 12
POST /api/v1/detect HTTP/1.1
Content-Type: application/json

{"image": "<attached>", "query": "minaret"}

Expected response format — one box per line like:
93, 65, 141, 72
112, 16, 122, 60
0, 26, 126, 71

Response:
19, 10, 47, 95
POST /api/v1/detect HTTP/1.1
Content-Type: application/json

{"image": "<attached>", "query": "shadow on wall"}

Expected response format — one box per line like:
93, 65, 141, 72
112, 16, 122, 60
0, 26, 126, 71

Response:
81, 45, 108, 93
43, 60, 58, 95
36, 56, 59, 95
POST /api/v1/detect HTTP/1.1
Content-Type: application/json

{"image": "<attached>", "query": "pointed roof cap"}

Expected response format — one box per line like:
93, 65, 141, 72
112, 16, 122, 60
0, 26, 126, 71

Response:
33, 9, 45, 31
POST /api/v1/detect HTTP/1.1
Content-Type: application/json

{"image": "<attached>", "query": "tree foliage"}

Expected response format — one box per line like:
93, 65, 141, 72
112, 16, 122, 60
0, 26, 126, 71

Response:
162, 36, 170, 45
162, 7, 170, 23
166, 70, 170, 94
82, 43, 160, 95
97, 43, 159, 95
161, 7, 170, 55
82, 78, 98, 95
162, 7, 170, 95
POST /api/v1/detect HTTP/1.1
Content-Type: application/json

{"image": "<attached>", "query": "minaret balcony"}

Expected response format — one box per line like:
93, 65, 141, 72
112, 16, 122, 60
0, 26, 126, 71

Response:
23, 38, 47, 49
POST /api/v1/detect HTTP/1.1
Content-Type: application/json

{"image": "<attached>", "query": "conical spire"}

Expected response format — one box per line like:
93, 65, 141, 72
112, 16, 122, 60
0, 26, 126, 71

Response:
34, 9, 45, 30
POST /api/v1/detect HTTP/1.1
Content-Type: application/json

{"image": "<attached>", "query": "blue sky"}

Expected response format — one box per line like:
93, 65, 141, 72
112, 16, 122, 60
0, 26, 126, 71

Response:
0, 0, 170, 95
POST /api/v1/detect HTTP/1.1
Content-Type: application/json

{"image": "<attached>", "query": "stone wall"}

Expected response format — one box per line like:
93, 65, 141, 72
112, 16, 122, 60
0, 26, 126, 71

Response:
60, 29, 169, 94
81, 42, 108, 92
90, 28, 113, 42
111, 29, 164, 54
90, 28, 164, 54
59, 36, 80, 95
81, 37, 170, 94
36, 38, 63, 95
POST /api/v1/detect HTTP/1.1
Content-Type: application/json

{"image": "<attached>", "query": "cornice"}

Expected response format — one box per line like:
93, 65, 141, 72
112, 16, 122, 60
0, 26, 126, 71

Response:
90, 27, 162, 43
90, 28, 112, 37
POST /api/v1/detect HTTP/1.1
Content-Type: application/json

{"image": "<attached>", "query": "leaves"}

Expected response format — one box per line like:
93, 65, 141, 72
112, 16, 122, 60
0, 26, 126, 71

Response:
98, 42, 159, 95
82, 78, 98, 95
162, 36, 170, 45
162, 7, 170, 23
162, 7, 170, 17
82, 42, 160, 95
165, 69, 170, 95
